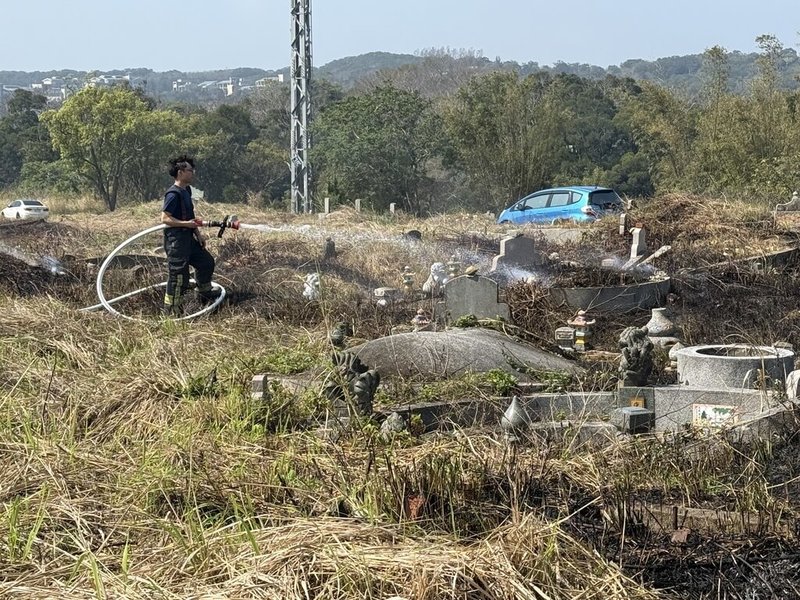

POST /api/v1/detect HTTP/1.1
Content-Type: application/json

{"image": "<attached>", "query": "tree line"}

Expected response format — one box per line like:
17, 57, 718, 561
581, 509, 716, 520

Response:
0, 36, 798, 214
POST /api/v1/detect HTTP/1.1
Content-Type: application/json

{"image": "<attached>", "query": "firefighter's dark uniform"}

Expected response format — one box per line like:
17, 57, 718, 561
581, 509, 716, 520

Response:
162, 184, 216, 312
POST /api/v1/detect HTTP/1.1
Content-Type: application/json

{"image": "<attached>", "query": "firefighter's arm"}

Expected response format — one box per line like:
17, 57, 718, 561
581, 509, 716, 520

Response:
161, 211, 198, 228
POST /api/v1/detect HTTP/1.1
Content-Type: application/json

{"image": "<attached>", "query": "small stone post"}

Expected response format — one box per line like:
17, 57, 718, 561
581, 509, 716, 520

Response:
389, 203, 396, 216
324, 197, 330, 214
354, 198, 362, 212
251, 374, 270, 401
401, 266, 414, 294
630, 227, 647, 259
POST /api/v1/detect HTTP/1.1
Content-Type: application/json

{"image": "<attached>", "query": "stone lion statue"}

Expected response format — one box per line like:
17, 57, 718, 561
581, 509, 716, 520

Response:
618, 326, 654, 387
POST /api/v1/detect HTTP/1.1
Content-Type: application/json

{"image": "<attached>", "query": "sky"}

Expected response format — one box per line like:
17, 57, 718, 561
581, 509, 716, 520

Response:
1, 0, 798, 72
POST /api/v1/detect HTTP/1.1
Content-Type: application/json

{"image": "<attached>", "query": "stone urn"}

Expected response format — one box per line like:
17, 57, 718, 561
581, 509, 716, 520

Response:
645, 308, 676, 337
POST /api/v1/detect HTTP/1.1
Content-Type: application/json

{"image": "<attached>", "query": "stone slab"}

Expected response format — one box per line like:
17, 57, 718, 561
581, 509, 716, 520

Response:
526, 421, 619, 448
521, 392, 617, 421
251, 374, 268, 400
548, 277, 671, 313
725, 404, 800, 443
444, 274, 510, 323
787, 370, 800, 400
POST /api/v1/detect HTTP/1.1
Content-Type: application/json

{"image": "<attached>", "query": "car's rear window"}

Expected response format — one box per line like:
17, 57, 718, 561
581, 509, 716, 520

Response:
589, 190, 622, 209
22, 200, 44, 206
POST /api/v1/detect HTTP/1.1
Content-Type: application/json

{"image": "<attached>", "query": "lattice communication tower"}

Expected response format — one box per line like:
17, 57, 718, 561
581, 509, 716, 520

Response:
290, 0, 312, 213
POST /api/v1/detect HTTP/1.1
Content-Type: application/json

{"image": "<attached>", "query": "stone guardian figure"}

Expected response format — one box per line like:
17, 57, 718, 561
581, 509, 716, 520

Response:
618, 326, 654, 387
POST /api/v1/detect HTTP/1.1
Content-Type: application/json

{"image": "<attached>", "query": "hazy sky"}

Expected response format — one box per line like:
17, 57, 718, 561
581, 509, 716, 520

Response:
2, 0, 798, 72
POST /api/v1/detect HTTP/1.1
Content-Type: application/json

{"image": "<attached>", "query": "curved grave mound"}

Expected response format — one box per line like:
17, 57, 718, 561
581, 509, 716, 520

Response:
348, 327, 584, 381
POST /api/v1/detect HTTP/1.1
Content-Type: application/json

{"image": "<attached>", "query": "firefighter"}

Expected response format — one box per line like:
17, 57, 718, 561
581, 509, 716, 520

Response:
161, 155, 220, 314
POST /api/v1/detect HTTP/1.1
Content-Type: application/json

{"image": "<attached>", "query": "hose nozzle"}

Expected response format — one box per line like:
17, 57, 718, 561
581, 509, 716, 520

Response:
224, 214, 240, 231
195, 215, 240, 237
216, 214, 240, 238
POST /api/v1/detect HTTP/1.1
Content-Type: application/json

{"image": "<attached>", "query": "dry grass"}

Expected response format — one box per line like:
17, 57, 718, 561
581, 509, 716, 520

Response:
2, 194, 800, 598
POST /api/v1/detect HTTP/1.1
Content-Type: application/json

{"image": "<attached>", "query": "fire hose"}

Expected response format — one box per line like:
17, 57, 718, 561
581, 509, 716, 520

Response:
81, 215, 240, 322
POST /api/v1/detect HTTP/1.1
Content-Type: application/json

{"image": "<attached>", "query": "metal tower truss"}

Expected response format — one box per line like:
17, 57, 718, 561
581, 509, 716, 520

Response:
290, 0, 312, 213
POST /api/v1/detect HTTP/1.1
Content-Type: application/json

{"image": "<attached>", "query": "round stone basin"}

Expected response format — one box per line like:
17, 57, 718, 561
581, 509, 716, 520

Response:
548, 277, 670, 313
676, 344, 795, 390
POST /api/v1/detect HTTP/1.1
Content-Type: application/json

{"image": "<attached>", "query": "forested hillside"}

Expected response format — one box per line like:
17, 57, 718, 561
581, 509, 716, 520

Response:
1, 37, 799, 214
3, 42, 799, 96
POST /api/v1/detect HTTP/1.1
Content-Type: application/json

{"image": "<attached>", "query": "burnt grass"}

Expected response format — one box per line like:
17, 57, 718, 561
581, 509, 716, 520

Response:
4, 200, 800, 598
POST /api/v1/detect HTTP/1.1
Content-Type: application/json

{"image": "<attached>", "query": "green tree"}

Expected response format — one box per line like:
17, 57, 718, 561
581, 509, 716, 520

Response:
443, 71, 565, 211
41, 86, 164, 211
616, 81, 696, 191
0, 90, 54, 188
687, 36, 799, 198
176, 104, 261, 202
243, 138, 289, 203
548, 74, 637, 185
121, 109, 185, 201
312, 85, 444, 214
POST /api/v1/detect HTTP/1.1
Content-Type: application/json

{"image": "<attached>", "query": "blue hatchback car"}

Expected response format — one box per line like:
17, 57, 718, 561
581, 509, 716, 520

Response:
496, 186, 624, 225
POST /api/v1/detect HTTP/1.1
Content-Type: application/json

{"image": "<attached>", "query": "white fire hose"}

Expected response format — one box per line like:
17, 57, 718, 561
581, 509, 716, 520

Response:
80, 223, 226, 322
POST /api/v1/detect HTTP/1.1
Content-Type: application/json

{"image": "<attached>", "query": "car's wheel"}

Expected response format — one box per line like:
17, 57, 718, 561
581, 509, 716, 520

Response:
499, 220, 511, 225
15, 212, 21, 219
551, 218, 570, 226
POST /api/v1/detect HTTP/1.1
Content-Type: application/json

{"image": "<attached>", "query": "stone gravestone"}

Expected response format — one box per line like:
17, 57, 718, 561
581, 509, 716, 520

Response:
444, 274, 510, 324
490, 235, 541, 273
630, 227, 647, 259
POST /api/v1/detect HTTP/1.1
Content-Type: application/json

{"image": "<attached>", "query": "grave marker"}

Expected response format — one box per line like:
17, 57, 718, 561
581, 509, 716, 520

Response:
630, 227, 647, 259
490, 235, 541, 273
444, 275, 510, 324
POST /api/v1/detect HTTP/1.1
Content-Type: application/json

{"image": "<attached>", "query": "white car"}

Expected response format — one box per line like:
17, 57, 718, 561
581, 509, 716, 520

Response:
2, 199, 50, 220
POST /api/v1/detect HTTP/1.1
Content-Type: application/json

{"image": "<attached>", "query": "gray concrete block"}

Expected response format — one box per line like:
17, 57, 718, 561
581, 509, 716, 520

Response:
725, 405, 800, 443
611, 407, 655, 434
524, 392, 617, 421
251, 374, 269, 400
